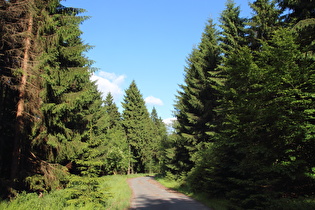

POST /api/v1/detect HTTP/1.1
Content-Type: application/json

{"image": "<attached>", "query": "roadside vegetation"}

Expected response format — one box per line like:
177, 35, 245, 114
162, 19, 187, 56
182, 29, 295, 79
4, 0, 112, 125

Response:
155, 174, 315, 210
161, 0, 315, 209
155, 175, 230, 210
0, 174, 148, 210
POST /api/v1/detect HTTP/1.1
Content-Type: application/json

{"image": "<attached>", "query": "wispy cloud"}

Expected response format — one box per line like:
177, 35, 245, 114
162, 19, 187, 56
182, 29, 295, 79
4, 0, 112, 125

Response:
163, 117, 177, 126
145, 96, 164, 106
90, 71, 126, 101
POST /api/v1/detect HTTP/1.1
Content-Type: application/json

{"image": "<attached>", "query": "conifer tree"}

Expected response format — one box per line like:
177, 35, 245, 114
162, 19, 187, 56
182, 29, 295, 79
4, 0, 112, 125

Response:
0, 0, 105, 193
77, 91, 129, 176
0, 0, 63, 193
209, 1, 315, 207
122, 81, 153, 173
34, 2, 96, 168
173, 18, 221, 177
0, 0, 23, 186
73, 84, 110, 176
219, 0, 247, 58
197, 1, 250, 198
248, 0, 281, 49
103, 92, 129, 175
149, 107, 168, 173
278, 0, 315, 53
277, 0, 315, 22
104, 92, 121, 128
218, 28, 314, 208
166, 0, 315, 208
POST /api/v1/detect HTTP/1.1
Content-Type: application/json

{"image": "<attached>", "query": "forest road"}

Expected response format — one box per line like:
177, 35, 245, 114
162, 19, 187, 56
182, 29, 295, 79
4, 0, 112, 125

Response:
128, 176, 211, 210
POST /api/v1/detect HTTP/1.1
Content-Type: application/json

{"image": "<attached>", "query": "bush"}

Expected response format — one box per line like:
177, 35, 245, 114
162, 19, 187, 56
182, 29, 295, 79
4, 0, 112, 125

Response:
0, 176, 109, 210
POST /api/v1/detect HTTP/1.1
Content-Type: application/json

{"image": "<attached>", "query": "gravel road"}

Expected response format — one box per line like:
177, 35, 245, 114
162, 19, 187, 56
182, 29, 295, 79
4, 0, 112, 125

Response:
128, 176, 211, 210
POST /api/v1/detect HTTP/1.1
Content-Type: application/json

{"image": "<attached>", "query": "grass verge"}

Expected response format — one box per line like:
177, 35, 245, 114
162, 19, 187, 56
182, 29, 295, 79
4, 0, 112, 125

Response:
103, 173, 150, 210
154, 175, 229, 210
154, 175, 315, 210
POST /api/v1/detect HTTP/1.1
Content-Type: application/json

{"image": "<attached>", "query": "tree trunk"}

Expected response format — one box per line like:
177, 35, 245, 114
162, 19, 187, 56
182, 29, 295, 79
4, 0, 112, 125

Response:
10, 14, 33, 181
128, 144, 131, 175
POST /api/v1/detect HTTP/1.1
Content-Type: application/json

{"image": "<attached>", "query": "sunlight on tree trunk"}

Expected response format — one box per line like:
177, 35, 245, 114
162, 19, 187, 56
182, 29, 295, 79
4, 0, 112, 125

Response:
11, 13, 33, 181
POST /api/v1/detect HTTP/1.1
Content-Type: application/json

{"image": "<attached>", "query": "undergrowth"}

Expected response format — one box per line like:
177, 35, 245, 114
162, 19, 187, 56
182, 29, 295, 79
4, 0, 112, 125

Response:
154, 174, 229, 210
154, 174, 315, 210
0, 174, 149, 210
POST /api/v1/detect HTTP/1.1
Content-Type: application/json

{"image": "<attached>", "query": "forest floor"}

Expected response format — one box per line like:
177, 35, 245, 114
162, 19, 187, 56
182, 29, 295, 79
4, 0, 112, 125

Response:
128, 176, 210, 210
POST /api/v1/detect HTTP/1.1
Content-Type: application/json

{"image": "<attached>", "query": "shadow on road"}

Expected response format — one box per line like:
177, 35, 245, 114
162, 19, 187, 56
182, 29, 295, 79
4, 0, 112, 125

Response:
129, 195, 209, 210
128, 176, 210, 210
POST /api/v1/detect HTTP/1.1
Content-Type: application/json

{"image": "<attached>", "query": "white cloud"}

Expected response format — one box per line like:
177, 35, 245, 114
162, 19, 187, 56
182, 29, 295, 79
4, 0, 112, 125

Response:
145, 96, 164, 106
90, 71, 126, 101
163, 117, 177, 126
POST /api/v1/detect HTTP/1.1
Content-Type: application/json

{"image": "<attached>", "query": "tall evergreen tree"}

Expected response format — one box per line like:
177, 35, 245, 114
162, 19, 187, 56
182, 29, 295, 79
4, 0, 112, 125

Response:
122, 80, 153, 173
0, 0, 104, 194
165, 0, 315, 208
248, 0, 281, 49
103, 92, 129, 175
73, 84, 109, 176
34, 1, 96, 168
209, 1, 315, 206
104, 92, 121, 128
173, 18, 222, 177
278, 0, 315, 53
219, 0, 247, 58
277, 0, 315, 22
0, 0, 63, 193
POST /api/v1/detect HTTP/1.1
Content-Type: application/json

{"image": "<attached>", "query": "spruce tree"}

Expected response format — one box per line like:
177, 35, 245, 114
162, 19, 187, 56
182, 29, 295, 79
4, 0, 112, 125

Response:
210, 1, 315, 206
34, 2, 96, 168
0, 0, 23, 187
277, 0, 315, 22
149, 107, 168, 173
0, 0, 62, 193
1, 0, 105, 192
103, 92, 129, 174
219, 0, 247, 58
173, 18, 221, 177
73, 84, 110, 176
278, 0, 315, 53
122, 80, 153, 173
248, 0, 281, 49
164, 0, 315, 208
104, 92, 121, 128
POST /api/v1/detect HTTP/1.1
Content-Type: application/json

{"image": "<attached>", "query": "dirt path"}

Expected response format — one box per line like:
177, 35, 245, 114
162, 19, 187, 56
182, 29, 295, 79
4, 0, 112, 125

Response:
128, 176, 211, 210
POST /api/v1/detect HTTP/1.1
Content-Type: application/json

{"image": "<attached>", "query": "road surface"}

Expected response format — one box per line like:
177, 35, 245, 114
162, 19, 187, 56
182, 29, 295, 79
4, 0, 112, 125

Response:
128, 176, 211, 210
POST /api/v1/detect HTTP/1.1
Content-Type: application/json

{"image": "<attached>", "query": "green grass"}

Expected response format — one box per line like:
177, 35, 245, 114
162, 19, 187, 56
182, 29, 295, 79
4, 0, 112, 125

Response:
154, 175, 230, 210
102, 173, 150, 210
0, 174, 150, 210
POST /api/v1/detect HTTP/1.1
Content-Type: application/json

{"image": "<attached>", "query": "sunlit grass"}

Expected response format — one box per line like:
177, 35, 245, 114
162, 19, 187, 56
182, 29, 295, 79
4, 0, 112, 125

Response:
0, 174, 150, 210
103, 173, 150, 210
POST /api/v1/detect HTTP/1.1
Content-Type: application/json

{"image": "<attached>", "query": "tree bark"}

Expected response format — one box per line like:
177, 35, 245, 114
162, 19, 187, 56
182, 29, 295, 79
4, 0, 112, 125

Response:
10, 13, 33, 181
128, 144, 131, 175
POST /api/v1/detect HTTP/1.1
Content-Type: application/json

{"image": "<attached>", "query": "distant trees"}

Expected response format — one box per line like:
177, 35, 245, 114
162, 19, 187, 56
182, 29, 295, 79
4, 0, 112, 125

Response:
150, 107, 168, 173
122, 81, 167, 174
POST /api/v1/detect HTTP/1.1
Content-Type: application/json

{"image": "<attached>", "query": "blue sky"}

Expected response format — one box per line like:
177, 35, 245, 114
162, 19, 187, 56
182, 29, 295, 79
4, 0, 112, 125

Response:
62, 0, 252, 123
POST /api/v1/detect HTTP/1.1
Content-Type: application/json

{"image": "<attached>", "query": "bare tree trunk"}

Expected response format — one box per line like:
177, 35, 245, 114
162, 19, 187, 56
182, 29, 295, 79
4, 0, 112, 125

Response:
10, 14, 33, 181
